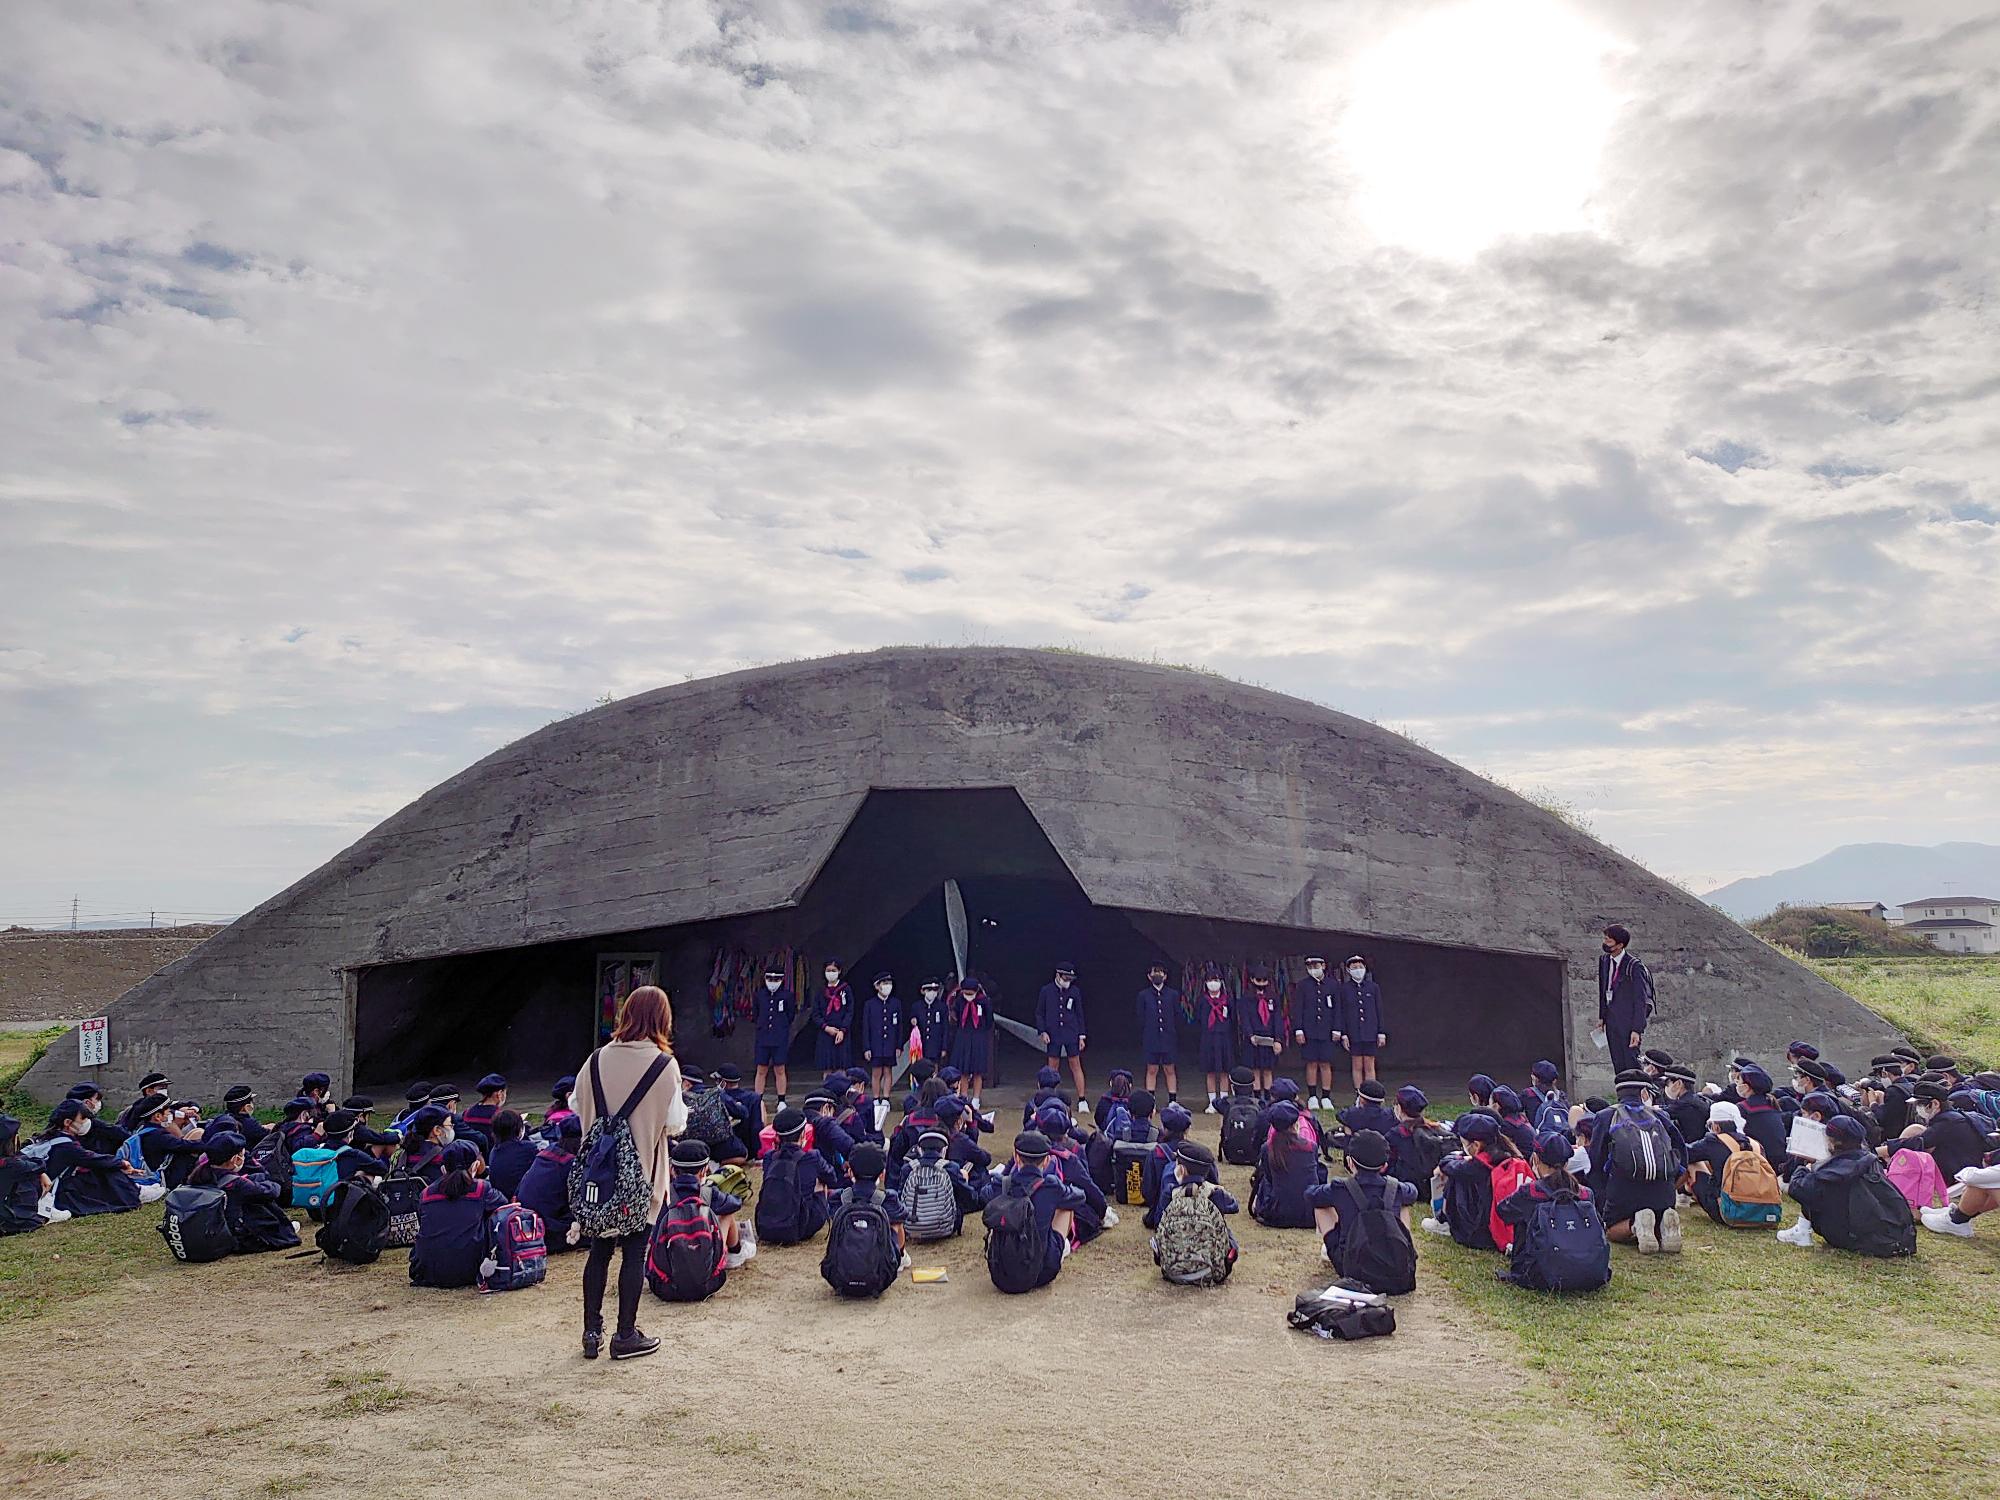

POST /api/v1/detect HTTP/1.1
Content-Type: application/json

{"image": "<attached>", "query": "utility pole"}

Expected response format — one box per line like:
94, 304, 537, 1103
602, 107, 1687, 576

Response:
150, 910, 156, 929
70, 894, 78, 931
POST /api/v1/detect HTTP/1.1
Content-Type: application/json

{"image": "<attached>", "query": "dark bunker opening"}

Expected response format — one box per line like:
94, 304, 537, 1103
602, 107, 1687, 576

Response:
351, 788, 1567, 1096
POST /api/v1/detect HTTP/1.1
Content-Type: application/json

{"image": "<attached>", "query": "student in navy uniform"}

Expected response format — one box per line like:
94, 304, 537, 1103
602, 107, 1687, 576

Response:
1142, 1102, 1195, 1211
129, 1095, 212, 1189
1135, 962, 1181, 1104
911, 978, 950, 1073
1659, 1066, 1710, 1145
1035, 962, 1089, 1102
1023, 1067, 1065, 1131
1522, 1059, 1563, 1127
1336, 1080, 1399, 1143
891, 1078, 949, 1177
1490, 1087, 1537, 1160
713, 1065, 763, 1162
1250, 1101, 1325, 1228
299, 1072, 334, 1122
485, 1111, 538, 1199
757, 1107, 836, 1245
410, 1142, 510, 1288
1898, 1081, 1991, 1184
62, 1084, 128, 1156
840, 1141, 908, 1262
1196, 968, 1234, 1114
1238, 965, 1283, 1096
316, 1110, 388, 1186
341, 1096, 401, 1158
1593, 924, 1654, 1075
204, 1086, 268, 1150
186, 1133, 301, 1253
0, 1114, 59, 1234
752, 964, 797, 1104
936, 1096, 994, 1197
1733, 1065, 1792, 1176
947, 976, 993, 1108
1036, 1103, 1111, 1245
430, 1084, 489, 1154
517, 1114, 582, 1250
1588, 1072, 1685, 1254
666, 1140, 752, 1269
115, 1073, 173, 1135
1494, 1132, 1599, 1286
275, 1096, 322, 1153
1386, 1086, 1447, 1193
462, 1074, 509, 1142
1683, 1101, 1767, 1225
395, 1106, 453, 1184
978, 1131, 1084, 1289
1293, 955, 1341, 1111
1149, 1139, 1241, 1280
861, 972, 904, 1105
38, 1100, 159, 1215
810, 961, 856, 1073
832, 1075, 879, 1150
1335, 955, 1386, 1091
392, 1083, 433, 1134
1093, 1069, 1135, 1133
1783, 1114, 1907, 1253
801, 1093, 855, 1180
1257, 1078, 1316, 1152
1424, 1113, 1509, 1250
1466, 1073, 1498, 1113
1309, 1128, 1416, 1276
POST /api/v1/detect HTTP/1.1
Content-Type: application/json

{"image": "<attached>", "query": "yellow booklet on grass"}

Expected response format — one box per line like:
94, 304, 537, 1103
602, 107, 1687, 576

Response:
911, 1267, 949, 1284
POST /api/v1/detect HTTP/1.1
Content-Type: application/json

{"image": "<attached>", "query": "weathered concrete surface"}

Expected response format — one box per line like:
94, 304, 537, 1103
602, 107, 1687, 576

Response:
22, 647, 1902, 1102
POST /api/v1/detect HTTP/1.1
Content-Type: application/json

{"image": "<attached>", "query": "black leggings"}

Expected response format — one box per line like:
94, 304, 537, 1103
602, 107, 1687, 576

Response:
582, 1230, 648, 1336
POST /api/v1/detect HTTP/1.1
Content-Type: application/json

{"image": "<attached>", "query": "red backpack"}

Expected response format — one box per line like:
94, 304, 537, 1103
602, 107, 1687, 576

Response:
645, 1185, 726, 1302
1486, 1157, 1536, 1252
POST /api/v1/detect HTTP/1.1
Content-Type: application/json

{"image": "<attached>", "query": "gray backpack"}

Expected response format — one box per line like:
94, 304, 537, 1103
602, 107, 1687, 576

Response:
1156, 1182, 1233, 1286
903, 1155, 961, 1242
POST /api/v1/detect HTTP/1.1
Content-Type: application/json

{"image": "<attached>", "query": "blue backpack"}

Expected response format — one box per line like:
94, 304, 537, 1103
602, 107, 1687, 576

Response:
480, 1204, 548, 1292
290, 1147, 341, 1215
1512, 1189, 1611, 1293
1532, 1091, 1571, 1137
119, 1131, 163, 1187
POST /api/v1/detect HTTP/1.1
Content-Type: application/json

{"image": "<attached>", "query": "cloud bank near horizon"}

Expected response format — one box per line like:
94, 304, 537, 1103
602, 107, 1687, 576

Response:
2, 0, 1996, 921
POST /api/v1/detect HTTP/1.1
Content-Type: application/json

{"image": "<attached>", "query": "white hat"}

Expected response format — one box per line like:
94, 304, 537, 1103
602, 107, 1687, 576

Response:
1707, 1100, 1744, 1130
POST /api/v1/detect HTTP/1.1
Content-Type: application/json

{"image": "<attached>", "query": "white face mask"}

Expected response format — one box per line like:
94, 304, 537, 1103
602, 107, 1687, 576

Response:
825, 970, 841, 984
922, 987, 940, 999
440, 1124, 456, 1144
1205, 980, 1223, 994
1306, 965, 1324, 978
1348, 966, 1366, 980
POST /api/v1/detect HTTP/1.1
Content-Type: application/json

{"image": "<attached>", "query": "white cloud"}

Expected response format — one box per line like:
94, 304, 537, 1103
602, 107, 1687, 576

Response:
1, 0, 1996, 921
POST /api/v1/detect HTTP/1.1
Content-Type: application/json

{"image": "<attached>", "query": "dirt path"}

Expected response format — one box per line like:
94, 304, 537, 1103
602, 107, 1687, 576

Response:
1, 1126, 1652, 1500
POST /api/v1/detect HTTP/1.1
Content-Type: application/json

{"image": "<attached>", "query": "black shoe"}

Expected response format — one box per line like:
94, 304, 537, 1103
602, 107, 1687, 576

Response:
610, 1329, 660, 1361
582, 1328, 602, 1360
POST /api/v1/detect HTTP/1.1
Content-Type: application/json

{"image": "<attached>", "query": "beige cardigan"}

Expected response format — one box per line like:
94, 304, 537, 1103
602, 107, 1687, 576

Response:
572, 1040, 688, 1219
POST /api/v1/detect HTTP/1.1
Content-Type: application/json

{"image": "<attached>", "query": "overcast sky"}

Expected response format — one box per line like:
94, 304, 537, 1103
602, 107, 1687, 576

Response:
3, 0, 1997, 925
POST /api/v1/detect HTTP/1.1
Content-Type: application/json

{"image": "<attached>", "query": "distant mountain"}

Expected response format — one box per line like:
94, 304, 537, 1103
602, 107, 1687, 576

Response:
1703, 842, 2000, 921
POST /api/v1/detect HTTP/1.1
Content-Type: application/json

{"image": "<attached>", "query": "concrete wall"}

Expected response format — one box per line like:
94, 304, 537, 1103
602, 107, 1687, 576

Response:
22, 647, 1903, 1104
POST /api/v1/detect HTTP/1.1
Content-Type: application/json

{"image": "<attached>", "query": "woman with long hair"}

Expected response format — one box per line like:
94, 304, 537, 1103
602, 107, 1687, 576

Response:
573, 985, 686, 1362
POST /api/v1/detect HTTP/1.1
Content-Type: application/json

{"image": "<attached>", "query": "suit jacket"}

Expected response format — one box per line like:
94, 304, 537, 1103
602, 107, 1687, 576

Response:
1597, 951, 1655, 1034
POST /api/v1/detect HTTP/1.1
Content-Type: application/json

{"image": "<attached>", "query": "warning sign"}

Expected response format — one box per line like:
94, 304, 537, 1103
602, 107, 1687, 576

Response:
79, 1016, 109, 1067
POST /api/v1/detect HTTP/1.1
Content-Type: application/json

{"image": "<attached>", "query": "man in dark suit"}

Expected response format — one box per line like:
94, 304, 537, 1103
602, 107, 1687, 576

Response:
1594, 924, 1654, 1075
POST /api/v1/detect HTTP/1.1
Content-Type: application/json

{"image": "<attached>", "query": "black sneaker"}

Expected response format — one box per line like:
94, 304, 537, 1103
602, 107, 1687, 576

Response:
610, 1329, 661, 1361
582, 1328, 602, 1360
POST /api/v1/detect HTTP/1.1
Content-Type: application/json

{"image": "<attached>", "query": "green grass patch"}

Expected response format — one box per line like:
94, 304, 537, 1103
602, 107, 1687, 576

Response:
0, 1023, 65, 1122
1423, 1211, 2000, 1500
1806, 955, 2000, 1068
0, 1187, 174, 1325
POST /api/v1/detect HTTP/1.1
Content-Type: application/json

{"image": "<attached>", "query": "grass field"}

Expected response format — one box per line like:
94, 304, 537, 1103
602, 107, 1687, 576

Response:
1803, 955, 2000, 1068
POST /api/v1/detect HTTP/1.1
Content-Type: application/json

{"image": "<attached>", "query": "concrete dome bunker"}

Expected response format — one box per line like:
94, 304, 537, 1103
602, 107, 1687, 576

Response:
21, 646, 1901, 1103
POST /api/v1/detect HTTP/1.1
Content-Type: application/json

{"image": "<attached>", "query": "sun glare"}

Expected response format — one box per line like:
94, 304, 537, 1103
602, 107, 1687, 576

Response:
1342, 0, 1620, 258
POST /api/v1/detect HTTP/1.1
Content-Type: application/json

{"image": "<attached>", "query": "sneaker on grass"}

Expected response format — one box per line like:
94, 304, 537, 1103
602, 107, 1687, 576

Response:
1921, 1205, 1974, 1238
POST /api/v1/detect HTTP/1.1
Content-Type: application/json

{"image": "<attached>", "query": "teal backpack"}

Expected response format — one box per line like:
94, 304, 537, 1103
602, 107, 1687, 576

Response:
289, 1147, 342, 1216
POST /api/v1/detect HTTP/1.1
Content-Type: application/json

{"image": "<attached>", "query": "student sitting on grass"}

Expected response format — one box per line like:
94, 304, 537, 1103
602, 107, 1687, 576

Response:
1922, 1154, 2000, 1238
204, 1086, 268, 1150
462, 1073, 509, 1142
186, 1133, 301, 1253
755, 1107, 835, 1246
1151, 1141, 1239, 1286
1490, 1087, 1537, 1159
62, 1084, 127, 1155
1734, 1065, 1792, 1175
821, 1141, 906, 1298
1423, 1113, 1514, 1250
1782, 1115, 1915, 1256
1250, 1101, 1326, 1229
1308, 1129, 1417, 1293
1142, 1102, 1195, 1211
39, 1100, 162, 1215
1897, 1081, 1992, 1187
410, 1141, 509, 1288
0, 1113, 63, 1233
395, 1107, 452, 1184
1386, 1086, 1449, 1195
1335, 1080, 1398, 1142
1036, 1103, 1112, 1243
316, 1111, 388, 1187
485, 1111, 538, 1199
516, 1114, 582, 1250
1588, 1072, 1685, 1255
1681, 1101, 1778, 1227
978, 1131, 1083, 1294
129, 1095, 213, 1190
1493, 1132, 1611, 1292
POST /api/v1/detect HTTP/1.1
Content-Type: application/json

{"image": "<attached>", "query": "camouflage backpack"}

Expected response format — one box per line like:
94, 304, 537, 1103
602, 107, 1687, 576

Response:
1156, 1181, 1234, 1286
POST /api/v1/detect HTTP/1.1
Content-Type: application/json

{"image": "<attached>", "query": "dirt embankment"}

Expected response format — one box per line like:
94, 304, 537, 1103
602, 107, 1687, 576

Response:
0, 927, 220, 1025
